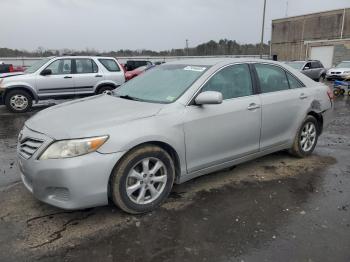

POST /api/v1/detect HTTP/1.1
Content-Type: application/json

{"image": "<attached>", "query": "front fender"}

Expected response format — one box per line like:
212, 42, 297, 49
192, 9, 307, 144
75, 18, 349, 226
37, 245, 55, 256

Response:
3, 83, 38, 102
97, 112, 187, 176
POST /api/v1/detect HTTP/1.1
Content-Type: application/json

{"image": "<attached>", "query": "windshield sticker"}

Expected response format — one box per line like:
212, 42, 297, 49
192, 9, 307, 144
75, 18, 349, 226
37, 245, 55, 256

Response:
166, 96, 176, 101
183, 66, 206, 72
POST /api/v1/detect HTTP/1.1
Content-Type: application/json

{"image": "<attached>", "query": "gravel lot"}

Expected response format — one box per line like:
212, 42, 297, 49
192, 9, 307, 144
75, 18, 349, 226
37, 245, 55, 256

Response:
0, 94, 349, 262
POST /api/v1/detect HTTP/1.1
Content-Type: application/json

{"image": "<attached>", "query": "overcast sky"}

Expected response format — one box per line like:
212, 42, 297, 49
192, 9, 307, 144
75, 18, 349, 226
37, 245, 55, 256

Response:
1, 0, 349, 51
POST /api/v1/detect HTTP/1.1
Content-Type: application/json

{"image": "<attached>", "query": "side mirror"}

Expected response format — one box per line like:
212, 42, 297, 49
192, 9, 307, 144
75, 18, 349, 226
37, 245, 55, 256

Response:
41, 69, 52, 76
303, 66, 310, 70
195, 91, 223, 105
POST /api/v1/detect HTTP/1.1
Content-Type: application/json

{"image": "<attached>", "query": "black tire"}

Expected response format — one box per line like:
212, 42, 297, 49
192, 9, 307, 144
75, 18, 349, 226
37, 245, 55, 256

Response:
333, 88, 340, 96
5, 89, 32, 113
340, 88, 345, 95
110, 145, 175, 214
96, 86, 114, 95
289, 115, 319, 158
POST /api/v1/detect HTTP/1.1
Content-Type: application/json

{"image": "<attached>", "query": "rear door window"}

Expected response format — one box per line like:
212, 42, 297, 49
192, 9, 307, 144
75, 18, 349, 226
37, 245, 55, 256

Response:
286, 72, 304, 88
75, 59, 98, 74
254, 64, 289, 93
311, 61, 320, 69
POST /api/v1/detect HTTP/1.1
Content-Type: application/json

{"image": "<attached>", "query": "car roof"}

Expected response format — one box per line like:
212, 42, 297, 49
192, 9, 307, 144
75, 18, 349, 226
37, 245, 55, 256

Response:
54, 56, 115, 59
166, 58, 283, 66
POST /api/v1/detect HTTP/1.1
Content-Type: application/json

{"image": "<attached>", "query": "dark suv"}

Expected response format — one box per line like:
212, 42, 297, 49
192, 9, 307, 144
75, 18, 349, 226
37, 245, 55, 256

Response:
285, 60, 327, 81
125, 60, 152, 71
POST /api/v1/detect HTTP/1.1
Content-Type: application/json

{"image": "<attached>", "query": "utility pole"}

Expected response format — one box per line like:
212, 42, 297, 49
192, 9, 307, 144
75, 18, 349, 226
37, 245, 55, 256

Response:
259, 0, 267, 59
186, 39, 189, 56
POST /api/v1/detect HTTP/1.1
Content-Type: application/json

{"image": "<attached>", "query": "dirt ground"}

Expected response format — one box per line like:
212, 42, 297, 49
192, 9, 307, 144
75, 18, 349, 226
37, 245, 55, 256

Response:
0, 95, 349, 262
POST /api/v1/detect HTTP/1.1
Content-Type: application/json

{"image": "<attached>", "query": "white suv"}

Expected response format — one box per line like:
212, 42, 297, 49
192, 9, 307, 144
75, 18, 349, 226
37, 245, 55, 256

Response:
0, 56, 125, 112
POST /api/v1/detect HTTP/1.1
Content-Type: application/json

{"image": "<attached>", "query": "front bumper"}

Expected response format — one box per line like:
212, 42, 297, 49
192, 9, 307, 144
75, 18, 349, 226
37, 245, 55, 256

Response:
17, 126, 125, 210
326, 74, 350, 81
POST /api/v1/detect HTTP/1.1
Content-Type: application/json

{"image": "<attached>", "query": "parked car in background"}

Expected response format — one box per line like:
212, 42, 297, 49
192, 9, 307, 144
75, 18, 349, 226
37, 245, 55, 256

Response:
125, 60, 152, 71
154, 61, 166, 65
0, 56, 125, 112
284, 60, 326, 81
326, 61, 350, 81
0, 62, 15, 74
125, 65, 155, 81
17, 58, 333, 214
119, 63, 127, 73
0, 62, 25, 74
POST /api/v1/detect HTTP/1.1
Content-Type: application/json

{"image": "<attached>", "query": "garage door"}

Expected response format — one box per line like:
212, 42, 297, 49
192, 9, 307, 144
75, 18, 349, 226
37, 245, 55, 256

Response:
310, 46, 334, 68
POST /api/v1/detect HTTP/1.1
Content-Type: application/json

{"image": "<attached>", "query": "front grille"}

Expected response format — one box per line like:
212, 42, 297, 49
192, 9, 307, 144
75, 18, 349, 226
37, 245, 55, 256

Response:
331, 72, 341, 74
19, 137, 44, 159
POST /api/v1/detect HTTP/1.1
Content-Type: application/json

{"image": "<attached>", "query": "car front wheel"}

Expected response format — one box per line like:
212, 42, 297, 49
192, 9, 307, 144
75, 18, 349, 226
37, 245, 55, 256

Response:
110, 145, 175, 214
5, 89, 32, 113
289, 115, 319, 158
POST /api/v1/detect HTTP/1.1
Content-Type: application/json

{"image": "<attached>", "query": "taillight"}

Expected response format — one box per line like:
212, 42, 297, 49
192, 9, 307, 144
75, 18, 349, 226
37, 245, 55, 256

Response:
9, 65, 14, 72
327, 87, 334, 101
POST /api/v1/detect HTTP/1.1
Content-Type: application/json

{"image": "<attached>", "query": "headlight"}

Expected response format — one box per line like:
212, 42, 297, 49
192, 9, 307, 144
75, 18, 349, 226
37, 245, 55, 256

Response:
39, 136, 108, 160
344, 71, 350, 74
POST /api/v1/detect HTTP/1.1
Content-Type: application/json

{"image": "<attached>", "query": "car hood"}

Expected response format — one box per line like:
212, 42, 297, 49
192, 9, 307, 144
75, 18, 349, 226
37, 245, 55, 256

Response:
328, 68, 350, 73
0, 72, 25, 79
25, 95, 164, 139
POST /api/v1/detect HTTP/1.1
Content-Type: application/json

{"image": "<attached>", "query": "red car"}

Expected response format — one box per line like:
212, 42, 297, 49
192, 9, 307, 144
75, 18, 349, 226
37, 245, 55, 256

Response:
125, 65, 155, 81
0, 62, 25, 73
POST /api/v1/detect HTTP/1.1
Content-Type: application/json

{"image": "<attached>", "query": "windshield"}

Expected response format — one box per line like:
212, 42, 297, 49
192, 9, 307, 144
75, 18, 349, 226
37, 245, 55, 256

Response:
336, 62, 350, 68
115, 64, 208, 103
25, 58, 51, 73
285, 61, 304, 70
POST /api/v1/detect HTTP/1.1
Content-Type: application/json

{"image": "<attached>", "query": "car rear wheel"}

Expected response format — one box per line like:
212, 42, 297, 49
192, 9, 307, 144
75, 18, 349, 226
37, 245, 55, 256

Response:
5, 89, 32, 113
96, 86, 114, 95
289, 115, 319, 158
110, 145, 175, 214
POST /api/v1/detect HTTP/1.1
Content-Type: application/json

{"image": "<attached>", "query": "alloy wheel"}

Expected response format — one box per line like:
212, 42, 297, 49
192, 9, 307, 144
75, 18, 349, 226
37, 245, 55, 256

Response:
125, 157, 167, 204
10, 94, 28, 111
300, 122, 317, 152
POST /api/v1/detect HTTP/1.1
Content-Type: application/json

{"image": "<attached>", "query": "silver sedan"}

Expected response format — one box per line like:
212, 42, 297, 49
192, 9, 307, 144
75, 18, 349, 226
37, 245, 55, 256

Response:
17, 58, 333, 214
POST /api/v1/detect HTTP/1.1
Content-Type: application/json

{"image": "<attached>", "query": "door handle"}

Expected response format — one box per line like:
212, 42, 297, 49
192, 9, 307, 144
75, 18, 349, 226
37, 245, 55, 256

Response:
64, 76, 72, 79
95, 74, 103, 77
247, 103, 260, 111
299, 93, 308, 99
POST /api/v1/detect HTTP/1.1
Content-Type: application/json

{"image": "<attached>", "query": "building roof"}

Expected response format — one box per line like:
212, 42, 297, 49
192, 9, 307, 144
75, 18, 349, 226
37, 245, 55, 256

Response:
272, 7, 349, 23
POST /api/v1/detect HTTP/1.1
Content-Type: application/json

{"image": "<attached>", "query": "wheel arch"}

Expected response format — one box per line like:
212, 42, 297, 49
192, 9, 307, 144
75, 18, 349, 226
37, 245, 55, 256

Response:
4, 85, 38, 102
307, 111, 323, 135
107, 140, 182, 201
94, 82, 119, 94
